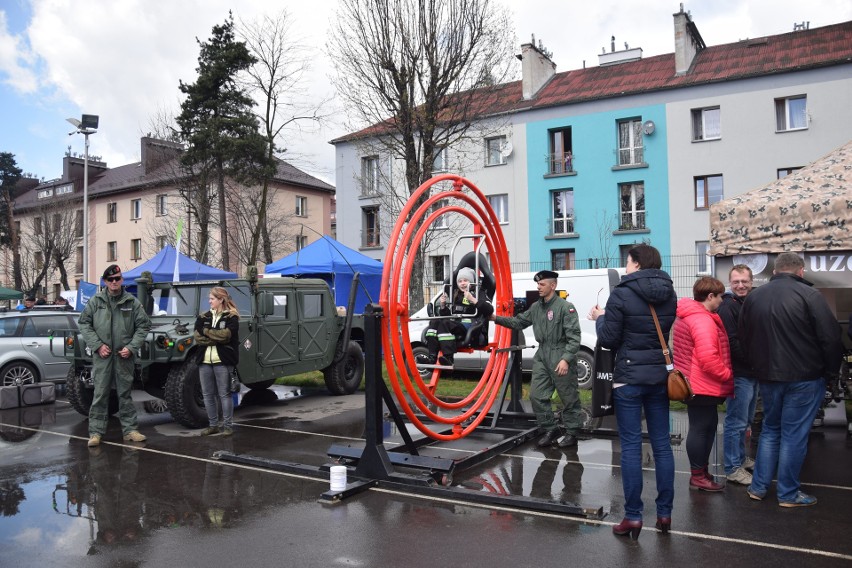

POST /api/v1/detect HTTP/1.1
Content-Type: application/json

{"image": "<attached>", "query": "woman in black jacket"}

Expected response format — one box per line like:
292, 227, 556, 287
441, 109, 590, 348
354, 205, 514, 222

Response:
589, 244, 677, 539
193, 287, 240, 436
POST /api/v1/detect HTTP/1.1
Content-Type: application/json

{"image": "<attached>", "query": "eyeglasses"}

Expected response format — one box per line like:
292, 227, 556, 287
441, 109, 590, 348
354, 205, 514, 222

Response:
105, 276, 123, 283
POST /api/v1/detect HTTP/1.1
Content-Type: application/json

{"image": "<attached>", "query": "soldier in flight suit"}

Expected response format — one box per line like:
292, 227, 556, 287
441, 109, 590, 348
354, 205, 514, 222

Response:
491, 270, 582, 447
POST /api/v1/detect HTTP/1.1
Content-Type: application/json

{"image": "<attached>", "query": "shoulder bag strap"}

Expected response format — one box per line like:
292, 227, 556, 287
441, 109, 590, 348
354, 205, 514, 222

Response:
649, 303, 674, 369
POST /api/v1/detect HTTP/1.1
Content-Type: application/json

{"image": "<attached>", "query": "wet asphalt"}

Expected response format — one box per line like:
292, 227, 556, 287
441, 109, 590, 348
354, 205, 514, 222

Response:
0, 386, 850, 568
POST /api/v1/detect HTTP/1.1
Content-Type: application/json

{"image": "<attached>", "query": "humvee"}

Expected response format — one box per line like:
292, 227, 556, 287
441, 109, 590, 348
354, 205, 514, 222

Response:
58, 270, 366, 428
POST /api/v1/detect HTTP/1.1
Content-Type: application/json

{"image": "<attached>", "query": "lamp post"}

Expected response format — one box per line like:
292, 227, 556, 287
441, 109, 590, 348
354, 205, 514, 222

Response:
66, 114, 98, 283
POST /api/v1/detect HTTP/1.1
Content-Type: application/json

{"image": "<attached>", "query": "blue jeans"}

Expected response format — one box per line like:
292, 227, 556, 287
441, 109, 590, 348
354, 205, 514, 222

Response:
199, 363, 234, 429
749, 378, 824, 502
723, 377, 759, 474
613, 383, 674, 520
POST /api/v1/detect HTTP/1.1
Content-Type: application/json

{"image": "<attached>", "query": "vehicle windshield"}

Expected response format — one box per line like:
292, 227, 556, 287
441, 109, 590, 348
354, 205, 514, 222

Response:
149, 284, 252, 317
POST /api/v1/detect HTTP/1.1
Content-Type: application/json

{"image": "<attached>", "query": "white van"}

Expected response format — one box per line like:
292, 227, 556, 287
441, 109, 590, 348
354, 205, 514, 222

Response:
408, 267, 624, 388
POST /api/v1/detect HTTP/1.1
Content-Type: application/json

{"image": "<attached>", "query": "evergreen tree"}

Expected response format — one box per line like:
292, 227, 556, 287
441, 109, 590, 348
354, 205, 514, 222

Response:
0, 152, 23, 289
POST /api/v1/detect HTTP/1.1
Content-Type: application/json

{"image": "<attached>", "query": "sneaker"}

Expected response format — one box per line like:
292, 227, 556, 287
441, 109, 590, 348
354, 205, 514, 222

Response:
123, 430, 147, 443
87, 434, 102, 447
746, 487, 764, 501
199, 426, 218, 436
743, 456, 755, 471
779, 491, 817, 508
726, 467, 753, 485
220, 427, 233, 437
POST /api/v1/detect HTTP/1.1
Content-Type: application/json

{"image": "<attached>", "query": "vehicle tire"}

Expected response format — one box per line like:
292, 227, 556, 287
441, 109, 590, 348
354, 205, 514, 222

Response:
0, 361, 38, 387
143, 399, 169, 414
412, 345, 433, 380
576, 350, 594, 390
246, 379, 274, 391
164, 360, 207, 428
64, 366, 119, 417
579, 404, 603, 432
323, 340, 364, 395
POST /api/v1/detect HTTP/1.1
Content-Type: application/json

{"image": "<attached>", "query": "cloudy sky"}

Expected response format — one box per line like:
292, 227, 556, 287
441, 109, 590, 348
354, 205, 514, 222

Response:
1, 0, 850, 185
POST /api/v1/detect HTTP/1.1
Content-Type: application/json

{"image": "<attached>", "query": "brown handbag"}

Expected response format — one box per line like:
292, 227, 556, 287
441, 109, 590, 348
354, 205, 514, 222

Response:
650, 304, 694, 402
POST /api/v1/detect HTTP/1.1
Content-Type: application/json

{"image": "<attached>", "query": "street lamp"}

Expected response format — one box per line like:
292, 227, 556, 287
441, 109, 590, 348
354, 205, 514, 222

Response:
66, 114, 98, 283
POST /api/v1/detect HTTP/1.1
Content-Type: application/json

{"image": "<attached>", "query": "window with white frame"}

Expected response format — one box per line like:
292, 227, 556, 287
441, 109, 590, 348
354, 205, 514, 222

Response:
617, 118, 644, 166
775, 95, 807, 131
156, 194, 168, 216
295, 196, 307, 217
551, 249, 575, 271
695, 241, 712, 274
362, 206, 380, 247
777, 166, 802, 179
551, 189, 574, 235
691, 107, 721, 141
485, 136, 506, 166
548, 127, 573, 174
296, 235, 307, 250
131, 199, 142, 220
131, 239, 142, 260
156, 235, 168, 250
361, 156, 379, 196
107, 241, 117, 262
431, 255, 449, 283
619, 182, 646, 230
433, 147, 447, 173
107, 202, 117, 224
431, 199, 449, 229
694, 175, 724, 209
487, 194, 508, 224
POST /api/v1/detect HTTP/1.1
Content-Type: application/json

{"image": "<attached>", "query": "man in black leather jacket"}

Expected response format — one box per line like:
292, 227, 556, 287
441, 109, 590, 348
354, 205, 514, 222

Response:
739, 252, 842, 507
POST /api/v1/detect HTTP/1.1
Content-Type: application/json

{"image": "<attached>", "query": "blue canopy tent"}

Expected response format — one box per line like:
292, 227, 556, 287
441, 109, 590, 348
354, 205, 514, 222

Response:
121, 245, 238, 287
264, 237, 383, 313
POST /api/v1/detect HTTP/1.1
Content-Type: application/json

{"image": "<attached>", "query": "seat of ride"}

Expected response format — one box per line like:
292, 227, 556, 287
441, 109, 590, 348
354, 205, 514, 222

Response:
431, 252, 496, 351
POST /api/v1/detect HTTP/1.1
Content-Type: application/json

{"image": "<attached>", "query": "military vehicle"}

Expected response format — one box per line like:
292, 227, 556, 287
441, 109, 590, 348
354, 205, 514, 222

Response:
57, 270, 365, 428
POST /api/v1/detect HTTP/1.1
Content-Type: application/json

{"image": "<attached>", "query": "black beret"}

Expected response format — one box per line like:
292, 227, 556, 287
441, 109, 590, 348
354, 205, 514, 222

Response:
533, 270, 559, 282
25, 295, 36, 301
102, 264, 122, 280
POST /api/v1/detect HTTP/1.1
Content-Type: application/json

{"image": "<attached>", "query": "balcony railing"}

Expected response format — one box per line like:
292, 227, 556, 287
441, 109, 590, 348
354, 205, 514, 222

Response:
619, 212, 646, 231
362, 229, 381, 248
549, 217, 575, 236
548, 152, 575, 175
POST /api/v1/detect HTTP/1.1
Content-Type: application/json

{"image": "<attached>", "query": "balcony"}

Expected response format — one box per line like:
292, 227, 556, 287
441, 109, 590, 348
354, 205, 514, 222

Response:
547, 216, 576, 238
618, 212, 646, 231
361, 229, 381, 248
547, 152, 575, 176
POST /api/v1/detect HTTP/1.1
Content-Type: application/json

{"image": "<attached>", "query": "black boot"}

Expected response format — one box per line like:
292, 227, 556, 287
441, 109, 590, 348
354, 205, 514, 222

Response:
537, 429, 560, 447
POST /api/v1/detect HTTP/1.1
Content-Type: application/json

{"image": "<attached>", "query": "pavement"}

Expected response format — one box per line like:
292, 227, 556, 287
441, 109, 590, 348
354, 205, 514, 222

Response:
0, 385, 850, 567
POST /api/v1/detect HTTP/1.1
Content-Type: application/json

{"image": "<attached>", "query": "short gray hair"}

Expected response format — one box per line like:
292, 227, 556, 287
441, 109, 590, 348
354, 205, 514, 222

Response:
774, 252, 804, 273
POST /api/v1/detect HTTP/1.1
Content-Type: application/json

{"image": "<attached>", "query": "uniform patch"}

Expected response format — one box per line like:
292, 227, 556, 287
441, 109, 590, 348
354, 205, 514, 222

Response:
547, 310, 554, 321
569, 307, 576, 313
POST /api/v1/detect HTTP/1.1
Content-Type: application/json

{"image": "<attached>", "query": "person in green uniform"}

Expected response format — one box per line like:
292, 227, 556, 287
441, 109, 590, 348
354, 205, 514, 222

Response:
78, 264, 151, 447
491, 270, 582, 447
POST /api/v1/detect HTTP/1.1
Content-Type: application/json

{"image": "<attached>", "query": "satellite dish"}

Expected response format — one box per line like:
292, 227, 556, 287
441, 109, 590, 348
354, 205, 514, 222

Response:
501, 140, 514, 158
642, 120, 656, 135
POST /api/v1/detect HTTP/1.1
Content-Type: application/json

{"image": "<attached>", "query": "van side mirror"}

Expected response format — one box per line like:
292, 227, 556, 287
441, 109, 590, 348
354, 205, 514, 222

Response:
426, 303, 434, 318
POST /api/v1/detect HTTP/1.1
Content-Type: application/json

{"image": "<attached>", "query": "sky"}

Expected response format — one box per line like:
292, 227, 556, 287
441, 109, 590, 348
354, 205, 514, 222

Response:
1, 0, 850, 186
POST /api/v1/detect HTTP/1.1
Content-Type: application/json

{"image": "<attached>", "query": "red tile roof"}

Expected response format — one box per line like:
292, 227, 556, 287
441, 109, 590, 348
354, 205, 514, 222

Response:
334, 21, 852, 142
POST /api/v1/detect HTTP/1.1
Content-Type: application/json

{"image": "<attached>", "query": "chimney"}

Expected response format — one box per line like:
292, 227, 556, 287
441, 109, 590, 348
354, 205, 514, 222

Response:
673, 4, 706, 75
515, 37, 556, 101
141, 136, 183, 175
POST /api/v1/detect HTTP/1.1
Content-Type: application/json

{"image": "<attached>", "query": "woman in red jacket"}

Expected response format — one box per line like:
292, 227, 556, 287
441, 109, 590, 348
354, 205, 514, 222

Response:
673, 276, 734, 492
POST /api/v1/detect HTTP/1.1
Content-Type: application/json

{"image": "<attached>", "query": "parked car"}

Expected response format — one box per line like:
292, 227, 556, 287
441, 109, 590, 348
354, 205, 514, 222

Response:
0, 308, 79, 386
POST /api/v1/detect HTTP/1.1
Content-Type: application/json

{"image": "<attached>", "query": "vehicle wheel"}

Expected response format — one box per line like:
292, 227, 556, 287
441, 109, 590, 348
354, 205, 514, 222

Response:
143, 398, 169, 413
412, 345, 433, 380
64, 366, 119, 417
576, 350, 594, 390
164, 360, 207, 428
323, 340, 364, 395
246, 379, 274, 391
0, 361, 37, 386
579, 403, 603, 432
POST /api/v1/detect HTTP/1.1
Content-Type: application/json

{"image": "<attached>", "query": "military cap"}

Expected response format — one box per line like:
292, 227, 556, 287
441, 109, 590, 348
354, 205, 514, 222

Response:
102, 264, 122, 280
533, 270, 559, 282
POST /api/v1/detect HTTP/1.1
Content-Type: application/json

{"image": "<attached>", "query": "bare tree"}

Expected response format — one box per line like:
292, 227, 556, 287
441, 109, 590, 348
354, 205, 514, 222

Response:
50, 206, 82, 290
18, 215, 54, 295
240, 10, 333, 267
590, 210, 619, 268
328, 0, 517, 310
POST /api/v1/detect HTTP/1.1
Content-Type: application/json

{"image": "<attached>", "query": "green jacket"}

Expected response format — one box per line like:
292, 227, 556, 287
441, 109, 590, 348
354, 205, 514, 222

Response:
78, 288, 151, 354
495, 294, 580, 365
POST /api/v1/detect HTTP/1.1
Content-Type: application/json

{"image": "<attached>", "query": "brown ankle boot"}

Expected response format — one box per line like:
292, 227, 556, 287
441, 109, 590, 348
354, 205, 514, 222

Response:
690, 468, 724, 492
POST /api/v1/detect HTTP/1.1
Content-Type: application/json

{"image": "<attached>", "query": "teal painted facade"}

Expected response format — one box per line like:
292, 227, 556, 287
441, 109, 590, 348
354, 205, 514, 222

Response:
525, 104, 671, 268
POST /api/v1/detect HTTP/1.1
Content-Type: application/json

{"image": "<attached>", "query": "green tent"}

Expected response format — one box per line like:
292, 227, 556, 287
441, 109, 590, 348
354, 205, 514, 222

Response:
0, 286, 23, 301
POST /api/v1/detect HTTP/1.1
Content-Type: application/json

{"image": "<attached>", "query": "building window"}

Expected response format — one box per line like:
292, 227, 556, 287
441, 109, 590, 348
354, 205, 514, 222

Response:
362, 206, 380, 248
431, 255, 449, 283
107, 242, 117, 262
361, 156, 379, 196
156, 235, 168, 250
35, 251, 44, 270
295, 235, 307, 251
52, 213, 61, 237
551, 189, 574, 236
131, 199, 142, 220
34, 217, 42, 235
691, 107, 721, 141
107, 202, 117, 224
694, 175, 724, 209
431, 199, 449, 229
433, 147, 447, 173
75, 210, 83, 237
617, 118, 644, 166
777, 167, 802, 179
131, 239, 142, 260
295, 196, 307, 217
485, 136, 507, 166
619, 182, 646, 230
76, 246, 83, 273
551, 249, 575, 271
775, 95, 807, 131
487, 194, 508, 224
156, 195, 168, 216
548, 127, 573, 174
695, 241, 712, 274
